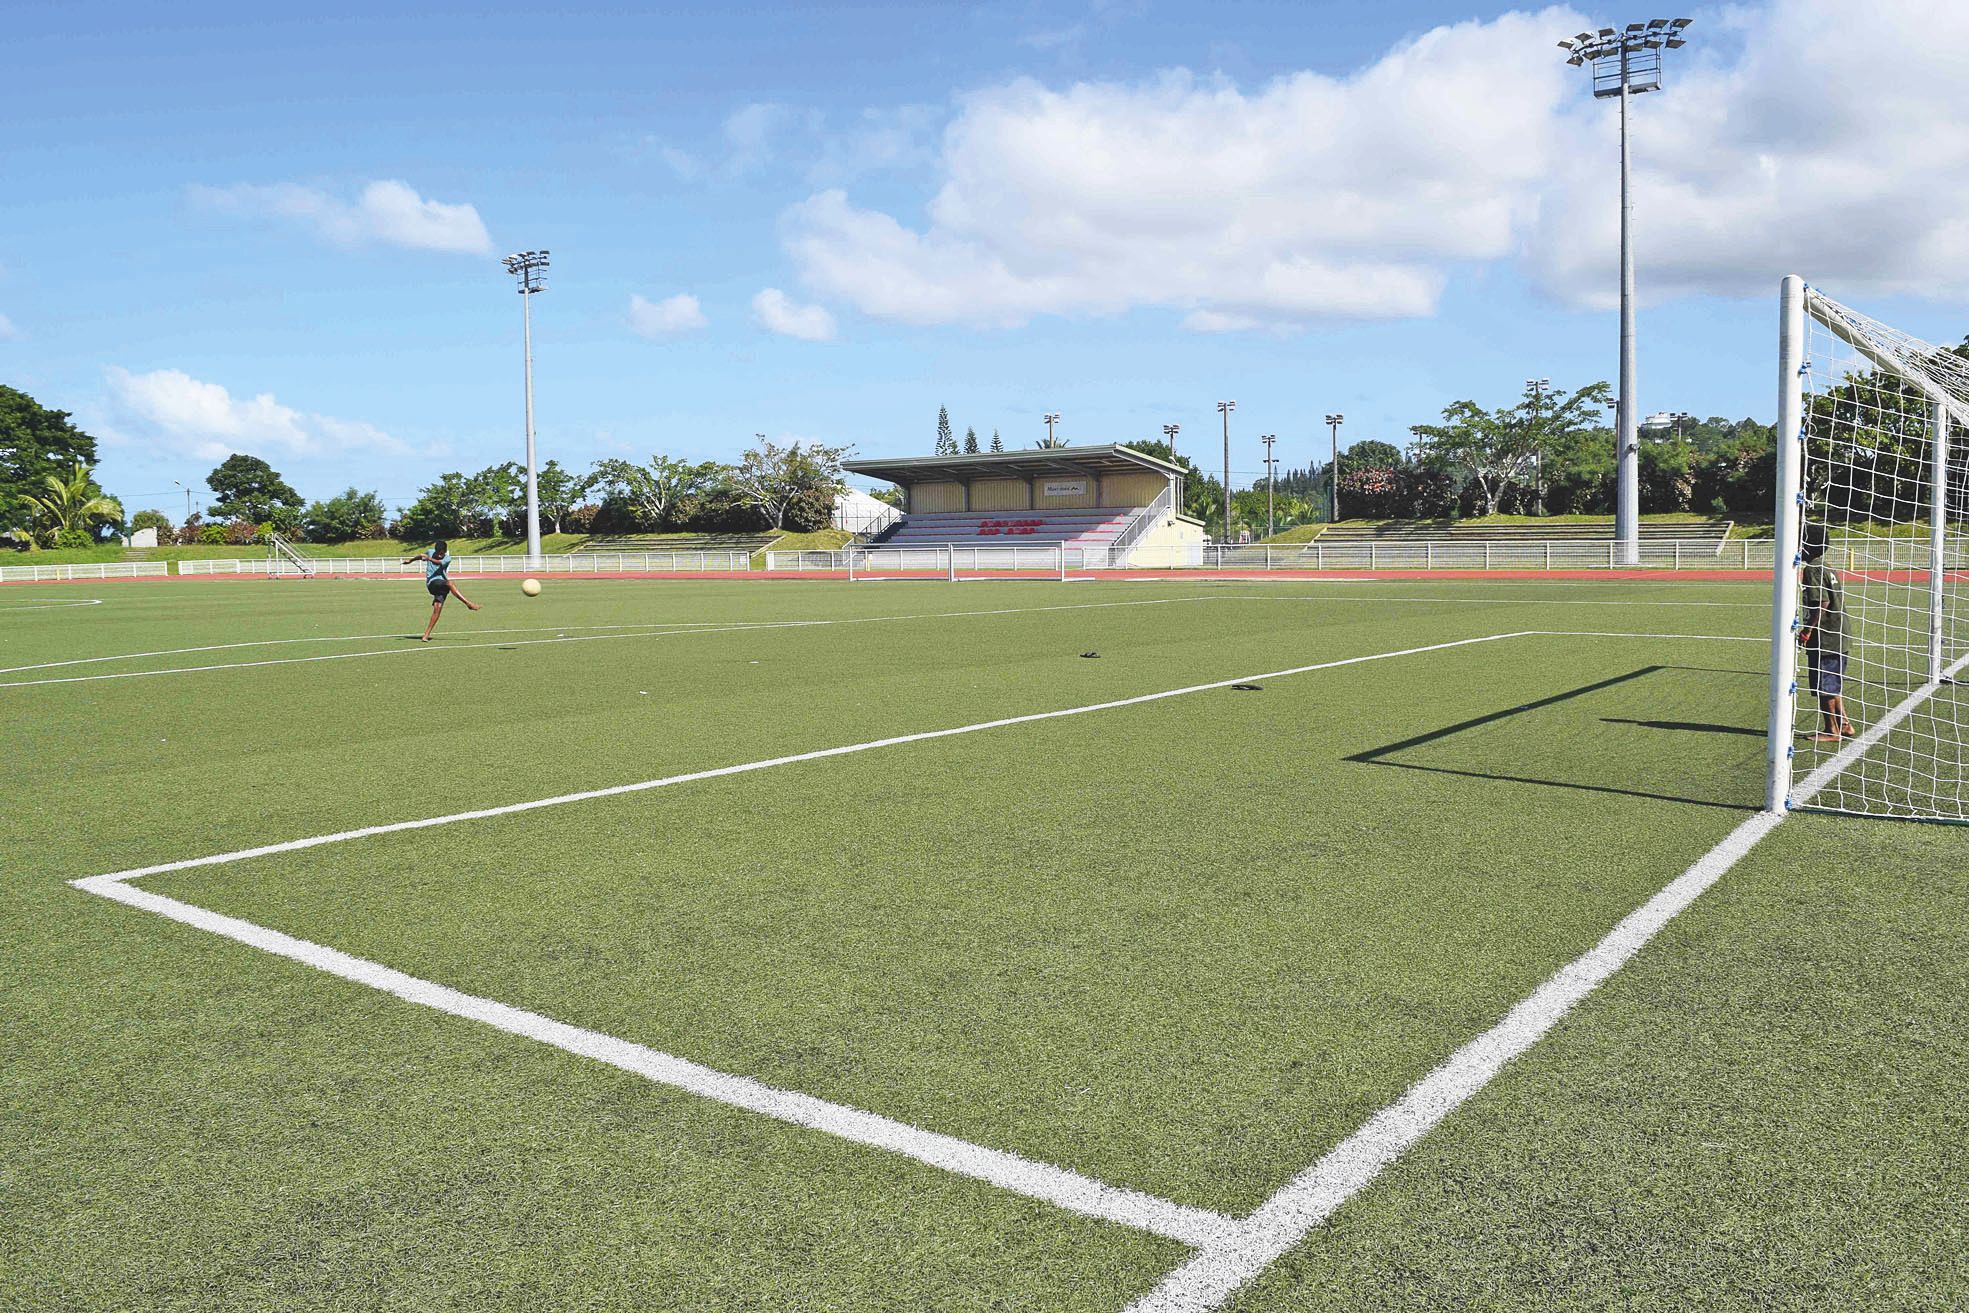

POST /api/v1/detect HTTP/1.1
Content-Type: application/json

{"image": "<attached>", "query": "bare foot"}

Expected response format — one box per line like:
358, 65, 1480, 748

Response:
1808, 731, 1841, 742
467, 603, 481, 611
1840, 723, 1858, 738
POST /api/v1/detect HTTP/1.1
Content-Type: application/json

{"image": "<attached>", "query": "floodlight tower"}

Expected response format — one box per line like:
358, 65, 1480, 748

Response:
1216, 401, 1236, 541
1162, 422, 1180, 463
1260, 433, 1278, 538
1044, 412, 1061, 446
502, 249, 551, 563
1324, 413, 1344, 522
1527, 378, 1551, 514
1558, 17, 1693, 565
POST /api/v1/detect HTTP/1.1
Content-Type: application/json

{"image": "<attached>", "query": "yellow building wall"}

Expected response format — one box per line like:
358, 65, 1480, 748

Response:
1100, 472, 1168, 508
1034, 477, 1097, 510
970, 479, 1032, 511
910, 481, 965, 513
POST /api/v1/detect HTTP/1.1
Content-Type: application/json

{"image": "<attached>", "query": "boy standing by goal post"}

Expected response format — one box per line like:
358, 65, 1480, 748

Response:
1798, 524, 1855, 742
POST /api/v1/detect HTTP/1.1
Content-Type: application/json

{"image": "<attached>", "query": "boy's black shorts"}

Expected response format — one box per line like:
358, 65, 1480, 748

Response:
427, 580, 450, 602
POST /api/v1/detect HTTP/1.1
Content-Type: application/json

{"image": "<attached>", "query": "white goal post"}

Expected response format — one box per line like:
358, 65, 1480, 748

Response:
1767, 275, 1968, 821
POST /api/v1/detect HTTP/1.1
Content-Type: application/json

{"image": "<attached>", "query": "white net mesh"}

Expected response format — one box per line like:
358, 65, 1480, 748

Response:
1792, 289, 1969, 821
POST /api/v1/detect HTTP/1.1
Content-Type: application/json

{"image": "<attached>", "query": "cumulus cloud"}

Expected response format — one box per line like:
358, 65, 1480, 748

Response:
104, 366, 411, 461
191, 179, 493, 255
781, 0, 1969, 330
628, 292, 708, 336
1525, 0, 1969, 307
752, 288, 836, 341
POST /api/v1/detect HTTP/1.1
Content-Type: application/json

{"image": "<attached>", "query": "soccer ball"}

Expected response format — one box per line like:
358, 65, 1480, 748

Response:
521, 578, 542, 597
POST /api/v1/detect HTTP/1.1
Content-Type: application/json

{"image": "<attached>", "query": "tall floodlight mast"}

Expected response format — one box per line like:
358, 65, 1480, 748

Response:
1217, 401, 1236, 541
502, 249, 551, 563
1558, 17, 1693, 565
1260, 433, 1278, 538
1043, 412, 1061, 446
1324, 413, 1344, 522
1527, 378, 1550, 514
1162, 422, 1180, 463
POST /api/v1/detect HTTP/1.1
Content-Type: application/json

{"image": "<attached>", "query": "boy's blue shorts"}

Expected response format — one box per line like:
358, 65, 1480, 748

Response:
1809, 649, 1845, 697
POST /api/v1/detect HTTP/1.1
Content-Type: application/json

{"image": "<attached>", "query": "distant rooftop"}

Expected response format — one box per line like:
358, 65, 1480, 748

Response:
844, 444, 1182, 486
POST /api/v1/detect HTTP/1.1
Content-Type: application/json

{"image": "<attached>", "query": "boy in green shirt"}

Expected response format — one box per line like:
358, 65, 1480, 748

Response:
1798, 524, 1855, 742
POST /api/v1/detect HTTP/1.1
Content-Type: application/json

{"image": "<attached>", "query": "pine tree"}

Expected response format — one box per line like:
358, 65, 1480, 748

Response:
935, 406, 957, 455
963, 427, 979, 454
990, 429, 1003, 453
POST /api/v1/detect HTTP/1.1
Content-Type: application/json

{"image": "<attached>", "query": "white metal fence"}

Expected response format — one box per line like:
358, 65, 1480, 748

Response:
766, 538, 1784, 574
0, 560, 171, 583
177, 551, 754, 578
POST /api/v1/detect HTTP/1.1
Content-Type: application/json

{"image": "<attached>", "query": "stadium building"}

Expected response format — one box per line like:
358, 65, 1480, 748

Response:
843, 443, 1206, 564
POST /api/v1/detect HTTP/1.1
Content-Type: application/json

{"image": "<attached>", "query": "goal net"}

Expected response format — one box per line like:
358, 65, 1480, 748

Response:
1768, 278, 1969, 821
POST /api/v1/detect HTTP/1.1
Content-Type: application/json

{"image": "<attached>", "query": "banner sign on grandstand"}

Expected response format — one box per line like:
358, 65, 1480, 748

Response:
1042, 479, 1087, 496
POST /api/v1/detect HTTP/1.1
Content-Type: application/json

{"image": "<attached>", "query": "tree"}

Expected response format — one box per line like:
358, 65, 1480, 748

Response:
1035, 434, 1069, 449
397, 472, 471, 541
130, 509, 174, 538
1, 387, 100, 539
990, 429, 1003, 453
728, 437, 851, 530
591, 455, 724, 530
963, 426, 979, 454
535, 459, 591, 534
935, 406, 957, 455
463, 462, 526, 537
21, 463, 122, 548
1131, 438, 1222, 533
1409, 381, 1611, 517
206, 454, 302, 524
302, 488, 388, 543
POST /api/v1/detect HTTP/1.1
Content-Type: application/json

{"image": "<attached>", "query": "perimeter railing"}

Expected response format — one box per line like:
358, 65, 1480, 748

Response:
0, 560, 172, 583
766, 539, 1788, 573
178, 551, 755, 578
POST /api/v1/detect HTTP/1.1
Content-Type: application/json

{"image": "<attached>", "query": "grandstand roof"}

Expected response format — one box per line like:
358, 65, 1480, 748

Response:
844, 443, 1182, 486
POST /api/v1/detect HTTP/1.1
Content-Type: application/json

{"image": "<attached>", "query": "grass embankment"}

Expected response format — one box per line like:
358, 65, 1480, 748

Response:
1264, 514, 1770, 545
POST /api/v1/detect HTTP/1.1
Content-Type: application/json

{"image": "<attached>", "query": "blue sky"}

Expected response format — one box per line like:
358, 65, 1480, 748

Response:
5, 0, 1966, 514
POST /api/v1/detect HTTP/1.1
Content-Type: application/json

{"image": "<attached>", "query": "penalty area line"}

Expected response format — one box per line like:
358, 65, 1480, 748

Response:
68, 872, 1235, 1248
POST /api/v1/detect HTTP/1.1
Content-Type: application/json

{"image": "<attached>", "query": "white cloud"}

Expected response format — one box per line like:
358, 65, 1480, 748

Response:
782, 0, 1969, 331
628, 292, 708, 336
724, 102, 791, 174
104, 366, 413, 461
1525, 0, 1969, 307
0, 312, 17, 341
752, 288, 836, 341
191, 179, 493, 255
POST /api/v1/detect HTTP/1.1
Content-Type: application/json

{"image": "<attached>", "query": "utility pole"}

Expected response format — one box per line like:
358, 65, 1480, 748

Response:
173, 480, 192, 524
1260, 433, 1278, 538
1559, 17, 1694, 565
1324, 413, 1344, 522
502, 249, 550, 562
1216, 401, 1236, 541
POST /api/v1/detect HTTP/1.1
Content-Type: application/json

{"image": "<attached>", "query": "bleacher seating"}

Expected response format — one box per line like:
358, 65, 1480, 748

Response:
883, 508, 1139, 549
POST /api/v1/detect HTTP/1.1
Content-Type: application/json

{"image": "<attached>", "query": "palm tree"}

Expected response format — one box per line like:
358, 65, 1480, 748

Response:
23, 464, 122, 547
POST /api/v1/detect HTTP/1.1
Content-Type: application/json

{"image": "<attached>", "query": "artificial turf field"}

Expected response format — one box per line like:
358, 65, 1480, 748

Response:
3, 576, 1963, 1311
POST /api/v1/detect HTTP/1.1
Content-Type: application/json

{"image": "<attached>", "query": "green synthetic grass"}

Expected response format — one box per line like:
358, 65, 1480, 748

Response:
2, 575, 1961, 1310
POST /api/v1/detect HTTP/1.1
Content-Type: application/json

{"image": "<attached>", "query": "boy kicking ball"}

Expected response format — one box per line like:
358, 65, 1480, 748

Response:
402, 540, 480, 641
1798, 524, 1855, 743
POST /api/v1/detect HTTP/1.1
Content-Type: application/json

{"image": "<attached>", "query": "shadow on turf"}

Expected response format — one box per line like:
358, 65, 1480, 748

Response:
1346, 665, 1759, 812
1601, 717, 1764, 737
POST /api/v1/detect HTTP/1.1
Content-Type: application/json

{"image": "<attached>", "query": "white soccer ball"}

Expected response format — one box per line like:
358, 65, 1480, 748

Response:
521, 578, 542, 597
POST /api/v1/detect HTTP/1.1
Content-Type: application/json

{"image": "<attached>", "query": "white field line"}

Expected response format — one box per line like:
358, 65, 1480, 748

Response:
1124, 808, 1786, 1312
0, 597, 104, 612
0, 620, 743, 676
1124, 636, 1957, 1312
0, 594, 1258, 690
68, 873, 1234, 1248
80, 631, 1529, 884
68, 627, 1771, 1273
1203, 591, 1764, 610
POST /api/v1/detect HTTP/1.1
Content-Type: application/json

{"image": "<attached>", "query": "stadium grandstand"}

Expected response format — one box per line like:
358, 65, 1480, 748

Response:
843, 444, 1205, 565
